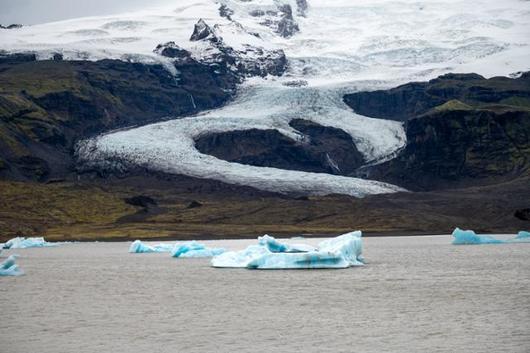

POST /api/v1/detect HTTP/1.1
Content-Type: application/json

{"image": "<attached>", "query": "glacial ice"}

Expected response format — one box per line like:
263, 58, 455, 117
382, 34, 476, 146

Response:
451, 228, 504, 245
128, 240, 173, 253
211, 231, 364, 269
3, 237, 58, 249
171, 241, 225, 258
452, 228, 530, 245
0, 255, 24, 276
62, 0, 530, 197
516, 231, 530, 239
258, 234, 316, 253
129, 240, 225, 257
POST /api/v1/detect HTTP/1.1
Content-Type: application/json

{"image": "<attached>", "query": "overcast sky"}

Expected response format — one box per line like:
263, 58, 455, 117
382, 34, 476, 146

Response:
0, 0, 172, 25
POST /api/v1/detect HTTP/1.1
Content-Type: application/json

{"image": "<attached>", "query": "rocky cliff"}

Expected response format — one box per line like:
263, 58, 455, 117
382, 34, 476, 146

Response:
345, 73, 530, 190
0, 53, 238, 181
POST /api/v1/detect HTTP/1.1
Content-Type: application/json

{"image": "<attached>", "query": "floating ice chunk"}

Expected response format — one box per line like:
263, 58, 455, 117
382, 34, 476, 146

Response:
3, 237, 58, 249
129, 240, 225, 257
516, 231, 530, 239
258, 235, 316, 253
451, 228, 530, 244
212, 231, 364, 269
128, 240, 173, 253
172, 241, 225, 258
0, 255, 24, 276
452, 228, 504, 245
178, 248, 226, 258
211, 245, 270, 268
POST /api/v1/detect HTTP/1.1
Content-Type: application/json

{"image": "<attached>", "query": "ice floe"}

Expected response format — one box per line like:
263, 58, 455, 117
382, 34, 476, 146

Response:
452, 228, 530, 245
129, 240, 225, 257
212, 231, 364, 269
516, 231, 530, 239
128, 240, 174, 253
0, 255, 24, 276
3, 237, 58, 249
171, 241, 225, 258
258, 234, 316, 253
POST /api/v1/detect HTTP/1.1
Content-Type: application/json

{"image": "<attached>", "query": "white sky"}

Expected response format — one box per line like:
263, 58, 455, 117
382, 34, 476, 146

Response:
0, 0, 173, 25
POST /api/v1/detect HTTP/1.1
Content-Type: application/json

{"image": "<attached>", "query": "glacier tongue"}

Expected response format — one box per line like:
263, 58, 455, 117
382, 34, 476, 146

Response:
3, 0, 529, 196
211, 231, 364, 269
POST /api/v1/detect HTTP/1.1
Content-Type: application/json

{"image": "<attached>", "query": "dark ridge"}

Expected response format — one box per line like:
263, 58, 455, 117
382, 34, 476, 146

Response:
195, 119, 364, 175
0, 54, 238, 182
343, 72, 530, 121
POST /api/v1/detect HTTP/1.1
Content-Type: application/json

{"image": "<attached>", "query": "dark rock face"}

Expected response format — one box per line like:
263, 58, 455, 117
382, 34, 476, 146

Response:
514, 208, 530, 221
363, 109, 530, 190
344, 73, 530, 121
190, 19, 217, 42
276, 5, 299, 38
124, 195, 157, 208
0, 24, 23, 30
187, 19, 288, 78
219, 4, 234, 20
249, 3, 300, 38
0, 54, 237, 181
296, 0, 309, 17
153, 42, 192, 61
195, 119, 365, 175
345, 72, 530, 190
186, 200, 203, 209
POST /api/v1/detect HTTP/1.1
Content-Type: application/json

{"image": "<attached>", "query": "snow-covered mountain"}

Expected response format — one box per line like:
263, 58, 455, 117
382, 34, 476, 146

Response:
3, 0, 529, 197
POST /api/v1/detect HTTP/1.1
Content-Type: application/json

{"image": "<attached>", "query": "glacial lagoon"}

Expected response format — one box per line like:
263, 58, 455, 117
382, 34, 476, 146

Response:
1, 235, 529, 353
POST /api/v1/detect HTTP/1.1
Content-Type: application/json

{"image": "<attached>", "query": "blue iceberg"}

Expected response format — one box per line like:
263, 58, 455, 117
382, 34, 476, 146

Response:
212, 231, 364, 269
0, 255, 24, 276
452, 228, 530, 245
258, 234, 316, 253
3, 237, 58, 249
516, 231, 530, 239
128, 240, 174, 253
129, 240, 225, 258
172, 241, 225, 258
451, 228, 504, 245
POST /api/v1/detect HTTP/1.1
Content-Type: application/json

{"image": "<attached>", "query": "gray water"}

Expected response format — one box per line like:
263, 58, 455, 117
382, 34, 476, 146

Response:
1, 236, 529, 353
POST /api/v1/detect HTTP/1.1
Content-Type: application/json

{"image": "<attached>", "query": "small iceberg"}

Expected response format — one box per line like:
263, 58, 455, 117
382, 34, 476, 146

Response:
129, 240, 225, 258
516, 231, 530, 239
451, 228, 504, 245
258, 234, 316, 253
0, 255, 24, 276
3, 237, 58, 249
212, 231, 364, 269
452, 228, 530, 245
128, 240, 174, 253
172, 241, 225, 258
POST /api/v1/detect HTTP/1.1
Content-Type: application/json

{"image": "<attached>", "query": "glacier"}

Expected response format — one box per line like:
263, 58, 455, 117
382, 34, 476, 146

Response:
211, 231, 364, 269
452, 228, 530, 245
3, 237, 58, 249
129, 240, 225, 257
3, 0, 530, 196
0, 255, 24, 276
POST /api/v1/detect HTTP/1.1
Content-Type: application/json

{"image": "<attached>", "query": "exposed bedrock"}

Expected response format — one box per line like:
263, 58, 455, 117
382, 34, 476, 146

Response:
343, 73, 530, 121
346, 72, 530, 190
0, 54, 238, 181
195, 119, 365, 175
